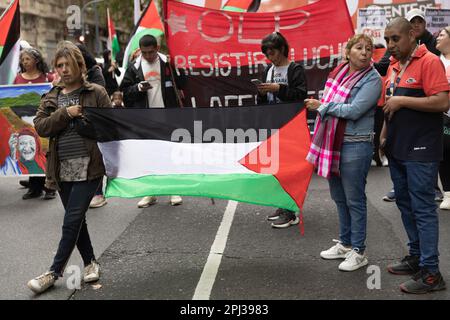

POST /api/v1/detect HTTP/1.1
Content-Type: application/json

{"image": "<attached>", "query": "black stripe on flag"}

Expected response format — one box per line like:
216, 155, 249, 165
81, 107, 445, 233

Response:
84, 103, 303, 143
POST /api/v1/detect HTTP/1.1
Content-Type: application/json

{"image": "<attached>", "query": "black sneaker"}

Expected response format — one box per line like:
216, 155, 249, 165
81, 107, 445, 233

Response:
400, 269, 446, 294
387, 255, 420, 275
271, 210, 299, 228
382, 189, 396, 202
267, 208, 286, 221
22, 190, 43, 200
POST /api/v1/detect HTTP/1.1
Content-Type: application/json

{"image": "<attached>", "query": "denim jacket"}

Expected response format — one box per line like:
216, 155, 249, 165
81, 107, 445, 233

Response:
316, 68, 382, 136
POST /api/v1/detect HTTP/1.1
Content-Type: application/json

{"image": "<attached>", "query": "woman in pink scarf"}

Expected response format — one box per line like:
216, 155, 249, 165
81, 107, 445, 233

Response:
305, 34, 382, 272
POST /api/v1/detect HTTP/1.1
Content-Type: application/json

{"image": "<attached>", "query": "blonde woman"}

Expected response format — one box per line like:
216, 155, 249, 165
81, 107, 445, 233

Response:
27, 41, 111, 294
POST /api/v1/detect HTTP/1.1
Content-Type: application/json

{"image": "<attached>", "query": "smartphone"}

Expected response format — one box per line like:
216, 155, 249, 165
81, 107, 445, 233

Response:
251, 79, 262, 85
140, 80, 153, 89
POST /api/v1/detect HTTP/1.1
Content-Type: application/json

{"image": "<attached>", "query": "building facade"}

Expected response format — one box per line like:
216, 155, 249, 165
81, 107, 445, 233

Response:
0, 0, 133, 66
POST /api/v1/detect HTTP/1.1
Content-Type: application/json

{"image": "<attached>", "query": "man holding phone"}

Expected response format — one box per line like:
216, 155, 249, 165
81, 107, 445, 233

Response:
120, 35, 185, 109
120, 34, 186, 207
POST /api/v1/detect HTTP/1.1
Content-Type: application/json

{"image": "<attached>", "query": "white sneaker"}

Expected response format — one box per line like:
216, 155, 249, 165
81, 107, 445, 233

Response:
89, 195, 107, 208
381, 155, 388, 167
439, 192, 450, 210
84, 260, 100, 283
137, 196, 157, 208
338, 249, 368, 271
27, 271, 56, 294
170, 195, 183, 206
320, 240, 352, 259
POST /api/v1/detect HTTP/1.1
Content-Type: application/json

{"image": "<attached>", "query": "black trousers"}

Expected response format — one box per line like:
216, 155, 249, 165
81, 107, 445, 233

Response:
50, 178, 101, 277
29, 176, 46, 192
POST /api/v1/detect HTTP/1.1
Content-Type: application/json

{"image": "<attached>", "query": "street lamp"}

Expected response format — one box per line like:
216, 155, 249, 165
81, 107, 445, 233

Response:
80, 0, 105, 55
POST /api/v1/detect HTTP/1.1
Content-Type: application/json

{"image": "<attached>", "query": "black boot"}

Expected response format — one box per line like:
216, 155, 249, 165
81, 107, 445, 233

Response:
22, 189, 43, 200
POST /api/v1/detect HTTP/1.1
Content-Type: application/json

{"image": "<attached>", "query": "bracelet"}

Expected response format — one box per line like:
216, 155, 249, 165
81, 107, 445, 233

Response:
66, 107, 73, 119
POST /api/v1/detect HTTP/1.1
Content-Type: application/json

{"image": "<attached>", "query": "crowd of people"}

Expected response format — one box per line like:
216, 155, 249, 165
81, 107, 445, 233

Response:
4, 8, 447, 296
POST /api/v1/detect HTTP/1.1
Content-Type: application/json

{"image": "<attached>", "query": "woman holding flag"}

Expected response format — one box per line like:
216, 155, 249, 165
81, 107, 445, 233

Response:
305, 34, 382, 272
256, 32, 308, 229
27, 41, 111, 294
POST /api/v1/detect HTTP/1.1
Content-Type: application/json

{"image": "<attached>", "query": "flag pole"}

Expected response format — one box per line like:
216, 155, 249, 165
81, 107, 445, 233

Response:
134, 0, 141, 25
162, 0, 184, 108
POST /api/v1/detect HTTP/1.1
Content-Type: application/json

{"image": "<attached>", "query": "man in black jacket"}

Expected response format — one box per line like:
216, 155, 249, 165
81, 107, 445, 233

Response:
120, 34, 186, 208
120, 35, 185, 109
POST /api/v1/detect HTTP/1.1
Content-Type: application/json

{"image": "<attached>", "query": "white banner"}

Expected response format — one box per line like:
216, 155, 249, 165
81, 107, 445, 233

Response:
425, 8, 450, 35
357, 7, 387, 46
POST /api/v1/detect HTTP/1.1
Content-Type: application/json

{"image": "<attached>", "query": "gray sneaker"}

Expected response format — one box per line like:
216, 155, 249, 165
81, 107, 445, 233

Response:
435, 189, 444, 202
271, 211, 299, 228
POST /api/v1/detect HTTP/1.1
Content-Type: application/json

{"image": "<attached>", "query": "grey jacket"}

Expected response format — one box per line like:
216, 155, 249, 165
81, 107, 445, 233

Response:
317, 68, 382, 137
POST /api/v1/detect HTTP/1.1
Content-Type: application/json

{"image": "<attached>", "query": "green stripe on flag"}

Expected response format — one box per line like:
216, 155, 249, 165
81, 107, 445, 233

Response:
106, 174, 299, 211
124, 28, 165, 68
111, 36, 120, 61
222, 6, 246, 12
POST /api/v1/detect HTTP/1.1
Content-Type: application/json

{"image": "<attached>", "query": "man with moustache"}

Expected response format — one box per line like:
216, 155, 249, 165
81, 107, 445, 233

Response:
380, 17, 449, 294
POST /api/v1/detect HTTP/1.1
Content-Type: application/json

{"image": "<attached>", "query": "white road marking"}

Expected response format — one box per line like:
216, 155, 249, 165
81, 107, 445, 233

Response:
192, 200, 238, 300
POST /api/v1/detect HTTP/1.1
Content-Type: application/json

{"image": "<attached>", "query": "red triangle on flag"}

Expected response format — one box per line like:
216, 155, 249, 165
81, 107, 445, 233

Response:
140, 0, 164, 31
239, 108, 313, 211
0, 0, 19, 47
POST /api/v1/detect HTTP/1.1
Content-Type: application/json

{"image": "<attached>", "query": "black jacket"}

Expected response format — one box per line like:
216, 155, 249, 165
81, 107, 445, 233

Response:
86, 65, 106, 87
375, 29, 440, 76
257, 62, 308, 104
119, 55, 186, 108
103, 64, 121, 96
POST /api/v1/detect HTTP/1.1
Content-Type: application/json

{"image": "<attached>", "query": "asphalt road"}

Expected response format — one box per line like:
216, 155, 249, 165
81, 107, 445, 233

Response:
0, 167, 449, 300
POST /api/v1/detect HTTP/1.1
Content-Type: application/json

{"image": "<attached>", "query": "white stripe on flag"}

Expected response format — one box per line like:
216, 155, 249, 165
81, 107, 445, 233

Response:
98, 140, 262, 178
0, 40, 20, 85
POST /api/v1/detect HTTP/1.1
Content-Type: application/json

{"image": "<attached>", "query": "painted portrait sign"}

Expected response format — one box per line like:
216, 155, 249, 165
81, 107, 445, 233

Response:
0, 83, 51, 176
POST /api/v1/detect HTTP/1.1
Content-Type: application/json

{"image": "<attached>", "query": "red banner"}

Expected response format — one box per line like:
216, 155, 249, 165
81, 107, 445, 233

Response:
166, 0, 354, 111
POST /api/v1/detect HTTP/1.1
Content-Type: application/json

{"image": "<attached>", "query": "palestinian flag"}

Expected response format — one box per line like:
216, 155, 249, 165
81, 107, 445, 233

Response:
122, 0, 164, 69
85, 103, 313, 212
176, 0, 225, 9
107, 8, 120, 62
0, 0, 20, 85
222, 0, 255, 12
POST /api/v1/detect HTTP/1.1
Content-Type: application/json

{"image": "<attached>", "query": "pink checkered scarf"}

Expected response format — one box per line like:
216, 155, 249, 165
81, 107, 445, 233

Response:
306, 63, 372, 178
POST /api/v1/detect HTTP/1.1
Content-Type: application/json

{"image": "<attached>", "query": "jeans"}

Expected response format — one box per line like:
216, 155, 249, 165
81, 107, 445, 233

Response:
328, 141, 372, 253
388, 157, 440, 273
50, 178, 101, 277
